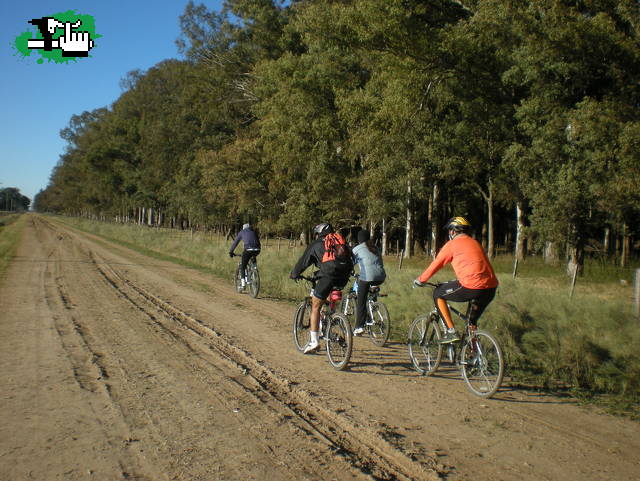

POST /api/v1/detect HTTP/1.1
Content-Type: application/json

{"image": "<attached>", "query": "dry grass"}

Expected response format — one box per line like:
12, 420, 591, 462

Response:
0, 213, 26, 279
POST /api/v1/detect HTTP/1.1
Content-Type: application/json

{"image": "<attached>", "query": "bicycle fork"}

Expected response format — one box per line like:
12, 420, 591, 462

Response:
365, 300, 376, 326
455, 330, 482, 367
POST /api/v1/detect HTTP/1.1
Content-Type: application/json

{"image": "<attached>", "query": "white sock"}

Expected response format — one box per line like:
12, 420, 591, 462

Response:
310, 331, 319, 343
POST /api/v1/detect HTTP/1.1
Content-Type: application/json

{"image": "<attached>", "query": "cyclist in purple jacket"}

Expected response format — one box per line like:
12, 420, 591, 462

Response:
229, 223, 261, 288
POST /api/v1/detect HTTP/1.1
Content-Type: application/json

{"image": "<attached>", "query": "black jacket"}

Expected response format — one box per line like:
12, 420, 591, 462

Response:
290, 235, 352, 279
290, 237, 324, 279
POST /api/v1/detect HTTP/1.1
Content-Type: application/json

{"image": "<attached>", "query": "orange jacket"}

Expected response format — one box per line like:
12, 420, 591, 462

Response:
418, 234, 498, 289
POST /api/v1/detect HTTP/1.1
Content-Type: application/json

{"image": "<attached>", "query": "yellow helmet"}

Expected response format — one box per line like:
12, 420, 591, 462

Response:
445, 216, 471, 232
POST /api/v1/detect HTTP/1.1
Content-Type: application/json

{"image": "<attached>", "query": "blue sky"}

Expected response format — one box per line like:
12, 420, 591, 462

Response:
1, 1, 224, 204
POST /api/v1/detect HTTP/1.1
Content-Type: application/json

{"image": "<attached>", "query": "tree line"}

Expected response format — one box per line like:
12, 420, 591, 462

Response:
0, 188, 30, 212
34, 0, 640, 272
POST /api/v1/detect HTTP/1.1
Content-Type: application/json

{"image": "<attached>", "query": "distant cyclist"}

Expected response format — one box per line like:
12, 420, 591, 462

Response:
351, 229, 386, 336
290, 222, 353, 353
413, 217, 498, 343
229, 223, 261, 288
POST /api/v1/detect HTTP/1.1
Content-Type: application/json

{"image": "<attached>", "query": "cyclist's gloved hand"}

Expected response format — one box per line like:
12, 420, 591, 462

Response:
413, 279, 425, 288
229, 252, 234, 258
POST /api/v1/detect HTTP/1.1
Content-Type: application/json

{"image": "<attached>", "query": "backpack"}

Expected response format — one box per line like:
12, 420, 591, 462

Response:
320, 233, 353, 276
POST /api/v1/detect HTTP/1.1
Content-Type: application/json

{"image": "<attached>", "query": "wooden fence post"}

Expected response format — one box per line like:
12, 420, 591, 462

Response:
634, 269, 640, 317
569, 263, 578, 298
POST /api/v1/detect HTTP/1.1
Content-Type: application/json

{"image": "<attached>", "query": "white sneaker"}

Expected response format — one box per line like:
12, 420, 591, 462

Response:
353, 327, 365, 336
303, 340, 320, 354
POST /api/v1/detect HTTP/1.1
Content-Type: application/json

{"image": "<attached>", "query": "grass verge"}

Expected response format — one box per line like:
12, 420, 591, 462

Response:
0, 214, 27, 280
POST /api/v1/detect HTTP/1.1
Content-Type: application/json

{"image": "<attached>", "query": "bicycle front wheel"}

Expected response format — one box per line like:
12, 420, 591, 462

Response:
367, 301, 391, 347
460, 329, 504, 398
234, 265, 243, 293
292, 300, 311, 353
249, 264, 260, 298
325, 313, 352, 371
408, 314, 442, 375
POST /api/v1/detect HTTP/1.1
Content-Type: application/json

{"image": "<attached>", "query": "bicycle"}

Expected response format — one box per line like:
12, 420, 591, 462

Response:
340, 275, 391, 347
292, 275, 353, 370
407, 282, 504, 398
231, 253, 260, 298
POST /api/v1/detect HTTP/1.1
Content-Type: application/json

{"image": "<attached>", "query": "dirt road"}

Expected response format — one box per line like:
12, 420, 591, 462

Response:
1, 215, 638, 481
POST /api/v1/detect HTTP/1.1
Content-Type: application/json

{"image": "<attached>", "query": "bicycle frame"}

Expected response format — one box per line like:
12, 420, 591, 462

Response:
342, 280, 383, 322
425, 301, 487, 366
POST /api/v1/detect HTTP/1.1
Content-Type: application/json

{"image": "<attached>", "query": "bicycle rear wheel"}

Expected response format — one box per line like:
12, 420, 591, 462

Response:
367, 301, 390, 347
248, 263, 260, 298
408, 314, 442, 375
234, 265, 243, 293
325, 313, 352, 370
292, 300, 311, 352
460, 329, 504, 398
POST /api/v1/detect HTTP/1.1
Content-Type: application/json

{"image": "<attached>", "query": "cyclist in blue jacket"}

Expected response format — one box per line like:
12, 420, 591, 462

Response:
351, 229, 386, 335
229, 223, 261, 288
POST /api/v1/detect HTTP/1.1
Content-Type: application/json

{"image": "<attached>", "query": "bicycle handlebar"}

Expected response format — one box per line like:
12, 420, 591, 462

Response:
413, 280, 440, 289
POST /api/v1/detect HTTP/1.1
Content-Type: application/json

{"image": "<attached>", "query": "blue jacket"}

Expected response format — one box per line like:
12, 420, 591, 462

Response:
230, 228, 261, 254
352, 243, 386, 282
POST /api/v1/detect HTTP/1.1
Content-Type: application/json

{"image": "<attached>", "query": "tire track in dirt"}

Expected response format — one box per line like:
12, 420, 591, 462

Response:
35, 216, 422, 480
34, 216, 167, 481
36, 215, 640, 481
84, 234, 444, 481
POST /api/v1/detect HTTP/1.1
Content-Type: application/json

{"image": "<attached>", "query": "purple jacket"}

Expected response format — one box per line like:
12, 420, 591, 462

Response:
229, 228, 261, 254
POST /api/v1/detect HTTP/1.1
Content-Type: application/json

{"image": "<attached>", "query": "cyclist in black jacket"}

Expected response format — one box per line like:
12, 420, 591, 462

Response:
290, 222, 352, 353
229, 223, 261, 288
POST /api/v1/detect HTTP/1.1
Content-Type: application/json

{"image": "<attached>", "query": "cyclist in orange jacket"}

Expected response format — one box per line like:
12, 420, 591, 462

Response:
413, 217, 498, 343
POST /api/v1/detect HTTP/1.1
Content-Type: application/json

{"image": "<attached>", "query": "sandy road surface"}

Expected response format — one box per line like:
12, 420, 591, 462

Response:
1, 215, 638, 481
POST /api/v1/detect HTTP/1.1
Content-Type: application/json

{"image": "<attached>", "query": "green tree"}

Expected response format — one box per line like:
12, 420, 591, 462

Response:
0, 188, 30, 211
502, 0, 640, 272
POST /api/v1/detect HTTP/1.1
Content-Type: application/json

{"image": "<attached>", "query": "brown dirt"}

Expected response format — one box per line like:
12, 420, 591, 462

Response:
1, 214, 638, 481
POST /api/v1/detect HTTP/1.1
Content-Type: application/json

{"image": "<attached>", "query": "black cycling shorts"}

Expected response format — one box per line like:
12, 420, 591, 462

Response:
433, 280, 496, 326
312, 275, 349, 300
